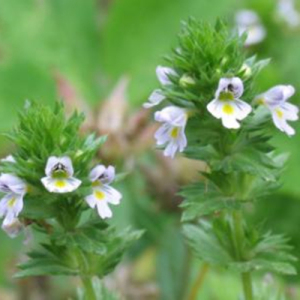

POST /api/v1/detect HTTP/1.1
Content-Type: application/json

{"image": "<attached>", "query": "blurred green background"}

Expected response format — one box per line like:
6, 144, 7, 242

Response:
0, 0, 300, 299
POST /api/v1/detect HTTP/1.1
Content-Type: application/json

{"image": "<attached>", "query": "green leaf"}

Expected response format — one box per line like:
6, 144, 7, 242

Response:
182, 223, 232, 265
157, 224, 189, 300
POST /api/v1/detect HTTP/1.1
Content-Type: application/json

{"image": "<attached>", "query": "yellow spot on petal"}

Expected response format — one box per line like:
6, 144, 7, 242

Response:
94, 190, 105, 201
222, 103, 234, 115
8, 198, 16, 207
275, 109, 284, 119
170, 127, 179, 138
55, 180, 66, 188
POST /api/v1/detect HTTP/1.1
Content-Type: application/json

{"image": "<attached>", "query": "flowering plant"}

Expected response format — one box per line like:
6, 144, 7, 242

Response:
0, 102, 141, 299
146, 19, 298, 300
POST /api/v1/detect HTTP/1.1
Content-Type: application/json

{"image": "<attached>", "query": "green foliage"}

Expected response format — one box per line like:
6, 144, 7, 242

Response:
156, 224, 189, 300
146, 19, 299, 288
77, 278, 120, 300
16, 219, 142, 278
183, 220, 297, 276
0, 102, 141, 283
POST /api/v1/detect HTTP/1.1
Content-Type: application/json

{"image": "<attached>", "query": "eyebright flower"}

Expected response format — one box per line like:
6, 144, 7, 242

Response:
1, 155, 15, 163
255, 85, 299, 136
143, 66, 177, 108
0, 174, 27, 225
154, 106, 188, 158
207, 77, 252, 129
41, 156, 81, 193
85, 165, 122, 219
235, 10, 266, 46
2, 217, 23, 238
277, 0, 300, 28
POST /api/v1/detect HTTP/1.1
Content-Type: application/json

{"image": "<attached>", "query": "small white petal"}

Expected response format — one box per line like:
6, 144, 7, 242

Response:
164, 141, 179, 158
85, 194, 97, 209
234, 99, 252, 120
60, 156, 74, 176
280, 102, 299, 121
104, 166, 116, 184
12, 194, 24, 217
207, 99, 223, 119
222, 115, 241, 129
177, 129, 187, 152
102, 185, 122, 205
89, 165, 106, 182
154, 123, 173, 145
45, 156, 60, 176
143, 89, 165, 108
156, 66, 177, 85
272, 112, 295, 136
96, 201, 113, 219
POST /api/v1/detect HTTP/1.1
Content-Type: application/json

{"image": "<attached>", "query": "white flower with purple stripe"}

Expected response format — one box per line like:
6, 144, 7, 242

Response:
0, 173, 27, 225
85, 165, 122, 219
255, 85, 298, 136
154, 106, 188, 158
41, 156, 81, 193
207, 77, 252, 129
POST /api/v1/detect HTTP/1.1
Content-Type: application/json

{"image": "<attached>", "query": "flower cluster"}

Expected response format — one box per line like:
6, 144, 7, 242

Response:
0, 155, 122, 237
145, 67, 298, 158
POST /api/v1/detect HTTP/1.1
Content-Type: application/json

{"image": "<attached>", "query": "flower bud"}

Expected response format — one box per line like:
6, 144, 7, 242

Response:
179, 74, 196, 88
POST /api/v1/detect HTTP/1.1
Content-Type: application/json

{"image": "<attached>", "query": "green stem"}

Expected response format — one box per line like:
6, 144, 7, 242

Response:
187, 263, 210, 300
241, 272, 253, 300
81, 276, 97, 300
232, 210, 253, 300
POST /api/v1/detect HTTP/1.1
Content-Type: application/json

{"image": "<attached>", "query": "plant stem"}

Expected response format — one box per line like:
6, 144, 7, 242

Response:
187, 263, 209, 300
232, 210, 253, 300
81, 276, 97, 300
241, 272, 253, 300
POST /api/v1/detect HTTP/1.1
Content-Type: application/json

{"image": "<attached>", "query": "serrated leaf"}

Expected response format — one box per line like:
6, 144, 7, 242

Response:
182, 223, 232, 265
